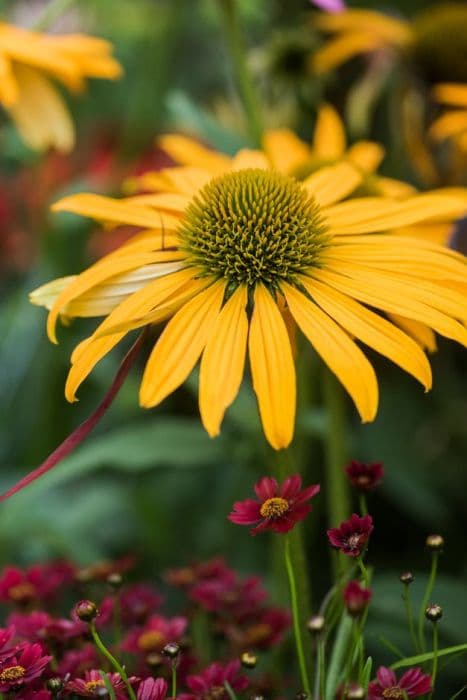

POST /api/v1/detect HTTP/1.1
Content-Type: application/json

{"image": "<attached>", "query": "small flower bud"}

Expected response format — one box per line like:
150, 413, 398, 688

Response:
295, 693, 308, 700
425, 603, 443, 622
73, 599, 98, 622
46, 678, 64, 693
307, 615, 325, 634
426, 534, 444, 552
162, 642, 180, 660
145, 653, 163, 668
400, 571, 414, 585
241, 651, 257, 669
106, 572, 123, 590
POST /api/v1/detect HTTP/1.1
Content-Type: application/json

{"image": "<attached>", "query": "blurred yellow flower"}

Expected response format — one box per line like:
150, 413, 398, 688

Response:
0, 22, 122, 152
31, 152, 467, 449
430, 83, 467, 154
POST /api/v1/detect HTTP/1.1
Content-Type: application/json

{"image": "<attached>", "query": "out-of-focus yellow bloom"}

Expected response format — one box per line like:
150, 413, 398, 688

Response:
430, 84, 467, 154
30, 147, 467, 449
0, 23, 122, 152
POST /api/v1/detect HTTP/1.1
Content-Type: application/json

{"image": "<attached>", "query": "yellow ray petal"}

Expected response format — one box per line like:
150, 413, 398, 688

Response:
52, 193, 180, 230
248, 284, 296, 449
375, 176, 417, 199
199, 286, 248, 437
429, 111, 467, 142
123, 193, 189, 212
8, 65, 74, 152
313, 267, 467, 346
231, 149, 269, 170
432, 83, 467, 108
283, 282, 378, 421
0, 54, 18, 106
313, 103, 346, 160
262, 129, 310, 173
346, 141, 385, 173
387, 314, 437, 353
325, 194, 467, 234
158, 134, 231, 174
302, 277, 432, 389
303, 161, 362, 206
313, 9, 411, 43
312, 32, 383, 74
157, 167, 213, 196
140, 280, 226, 408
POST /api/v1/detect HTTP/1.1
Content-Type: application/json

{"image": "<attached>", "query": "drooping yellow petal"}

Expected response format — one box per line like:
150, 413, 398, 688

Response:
8, 65, 74, 152
140, 280, 226, 408
303, 162, 362, 206
283, 282, 378, 421
312, 33, 383, 74
387, 314, 437, 353
313, 9, 412, 43
158, 134, 231, 174
346, 141, 385, 173
199, 286, 248, 437
302, 277, 432, 389
314, 267, 467, 346
325, 194, 467, 234
262, 129, 310, 173
52, 193, 180, 230
313, 103, 346, 160
231, 149, 269, 171
432, 83, 467, 108
248, 284, 296, 449
429, 111, 467, 142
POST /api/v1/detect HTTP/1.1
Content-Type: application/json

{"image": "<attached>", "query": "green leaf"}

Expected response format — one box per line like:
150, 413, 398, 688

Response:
325, 614, 353, 700
359, 656, 373, 690
391, 644, 467, 670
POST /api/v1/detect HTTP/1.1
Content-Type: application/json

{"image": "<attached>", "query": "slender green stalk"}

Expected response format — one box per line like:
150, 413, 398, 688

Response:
401, 584, 419, 653
284, 536, 312, 695
223, 681, 238, 700
322, 370, 351, 575
171, 663, 177, 698
357, 557, 370, 588
429, 623, 439, 700
358, 493, 368, 516
33, 0, 76, 30
313, 638, 326, 700
89, 622, 136, 700
218, 0, 263, 146
417, 554, 439, 651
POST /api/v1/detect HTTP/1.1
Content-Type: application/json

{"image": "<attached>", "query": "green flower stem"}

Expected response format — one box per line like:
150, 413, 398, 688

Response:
171, 662, 178, 698
223, 682, 238, 700
322, 370, 351, 575
429, 623, 439, 700
313, 637, 326, 700
33, 0, 76, 30
401, 583, 419, 654
417, 553, 439, 651
218, 0, 263, 146
357, 557, 370, 587
89, 622, 136, 700
285, 536, 312, 695
358, 493, 368, 516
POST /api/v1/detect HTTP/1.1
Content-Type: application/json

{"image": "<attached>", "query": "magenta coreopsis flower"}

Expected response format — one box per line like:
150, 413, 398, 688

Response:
137, 678, 168, 700
0, 643, 52, 692
121, 614, 188, 655
345, 461, 384, 491
327, 514, 374, 557
98, 583, 163, 627
179, 660, 249, 700
58, 644, 99, 677
65, 670, 138, 699
225, 607, 291, 649
343, 580, 372, 617
368, 667, 432, 699
229, 475, 320, 535
310, 0, 346, 12
191, 571, 267, 621
0, 563, 74, 606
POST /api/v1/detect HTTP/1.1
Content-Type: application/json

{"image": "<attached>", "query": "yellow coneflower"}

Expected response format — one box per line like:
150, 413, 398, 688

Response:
0, 22, 122, 152
31, 153, 467, 449
430, 84, 467, 154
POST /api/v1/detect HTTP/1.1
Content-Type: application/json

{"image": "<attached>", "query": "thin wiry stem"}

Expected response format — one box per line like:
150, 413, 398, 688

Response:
284, 536, 312, 695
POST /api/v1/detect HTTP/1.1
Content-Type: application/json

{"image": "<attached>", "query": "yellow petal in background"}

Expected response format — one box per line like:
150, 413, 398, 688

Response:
140, 280, 226, 408
303, 161, 362, 207
346, 141, 385, 173
199, 287, 248, 437
387, 314, 437, 353
313, 103, 346, 160
249, 285, 296, 449
283, 283, 378, 422
159, 134, 231, 173
262, 129, 310, 173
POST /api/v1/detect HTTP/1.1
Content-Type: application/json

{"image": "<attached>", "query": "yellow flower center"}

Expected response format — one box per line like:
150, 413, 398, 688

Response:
85, 680, 106, 692
382, 688, 405, 699
0, 666, 26, 682
8, 582, 36, 602
245, 622, 272, 644
414, 3, 467, 83
260, 496, 290, 518
203, 686, 226, 700
179, 168, 328, 289
137, 630, 165, 651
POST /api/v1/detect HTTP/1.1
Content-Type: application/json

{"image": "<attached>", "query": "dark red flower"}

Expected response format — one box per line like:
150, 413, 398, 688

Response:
121, 614, 188, 655
229, 475, 320, 535
0, 627, 19, 661
327, 514, 374, 557
58, 644, 99, 677
65, 670, 137, 699
98, 584, 162, 627
345, 461, 384, 491
190, 573, 267, 621
165, 558, 232, 589
0, 563, 75, 606
368, 667, 432, 699
343, 580, 372, 617
225, 607, 291, 649
179, 660, 249, 700
137, 678, 168, 700
0, 643, 52, 692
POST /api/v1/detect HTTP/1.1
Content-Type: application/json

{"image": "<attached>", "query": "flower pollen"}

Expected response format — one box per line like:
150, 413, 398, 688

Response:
0, 666, 26, 682
137, 630, 165, 651
84, 680, 105, 692
179, 168, 328, 289
260, 496, 290, 519
382, 689, 404, 699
